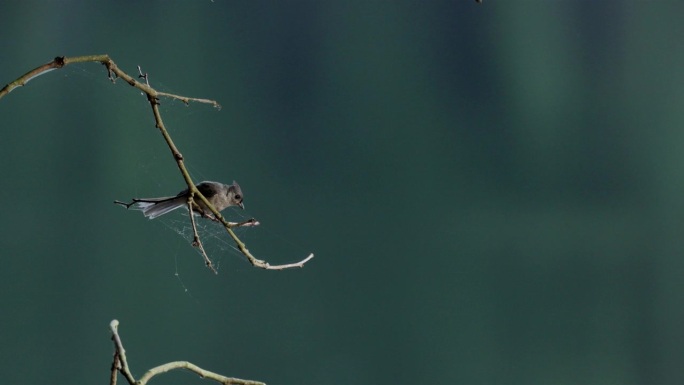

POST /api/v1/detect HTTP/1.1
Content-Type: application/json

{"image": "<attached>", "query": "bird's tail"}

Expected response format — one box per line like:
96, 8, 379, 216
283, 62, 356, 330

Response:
132, 196, 186, 219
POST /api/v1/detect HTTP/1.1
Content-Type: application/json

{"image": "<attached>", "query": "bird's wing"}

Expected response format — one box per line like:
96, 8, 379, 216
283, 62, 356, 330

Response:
195, 182, 220, 198
173, 182, 220, 199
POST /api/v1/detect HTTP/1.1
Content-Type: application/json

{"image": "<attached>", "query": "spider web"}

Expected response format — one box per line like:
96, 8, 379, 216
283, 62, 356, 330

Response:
157, 208, 254, 272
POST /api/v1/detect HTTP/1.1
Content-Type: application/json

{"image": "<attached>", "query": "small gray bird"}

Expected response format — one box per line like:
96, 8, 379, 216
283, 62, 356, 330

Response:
116, 181, 244, 219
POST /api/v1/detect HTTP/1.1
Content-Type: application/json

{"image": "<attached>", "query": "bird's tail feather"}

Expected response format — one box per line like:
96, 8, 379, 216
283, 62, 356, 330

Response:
133, 196, 186, 219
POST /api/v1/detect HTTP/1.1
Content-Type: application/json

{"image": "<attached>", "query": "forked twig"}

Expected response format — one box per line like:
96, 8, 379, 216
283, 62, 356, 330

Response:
1, 55, 314, 272
110, 320, 136, 385
109, 320, 265, 385
187, 195, 217, 274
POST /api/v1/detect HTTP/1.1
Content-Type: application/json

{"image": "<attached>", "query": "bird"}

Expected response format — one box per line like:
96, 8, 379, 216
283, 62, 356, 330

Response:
115, 181, 244, 219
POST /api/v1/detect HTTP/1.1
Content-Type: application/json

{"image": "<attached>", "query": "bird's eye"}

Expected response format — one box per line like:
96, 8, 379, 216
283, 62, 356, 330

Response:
234, 194, 241, 200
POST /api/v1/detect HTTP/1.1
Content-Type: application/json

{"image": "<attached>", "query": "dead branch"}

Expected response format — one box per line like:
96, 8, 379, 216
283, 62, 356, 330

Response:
109, 320, 264, 385
1, 55, 314, 272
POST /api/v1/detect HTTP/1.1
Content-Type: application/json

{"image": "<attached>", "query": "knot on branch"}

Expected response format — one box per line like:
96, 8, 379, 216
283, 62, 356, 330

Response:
54, 56, 66, 68
147, 95, 161, 106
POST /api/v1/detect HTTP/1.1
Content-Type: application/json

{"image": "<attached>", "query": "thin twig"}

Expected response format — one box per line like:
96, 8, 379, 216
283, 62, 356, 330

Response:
137, 65, 150, 86
157, 91, 222, 108
187, 195, 218, 274
0, 55, 220, 108
109, 320, 136, 385
215, 214, 314, 270
138, 361, 265, 385
229, 218, 261, 227
110, 356, 119, 385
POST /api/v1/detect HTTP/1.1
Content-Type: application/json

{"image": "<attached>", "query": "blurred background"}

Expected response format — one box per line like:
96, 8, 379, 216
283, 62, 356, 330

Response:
1, 1, 683, 384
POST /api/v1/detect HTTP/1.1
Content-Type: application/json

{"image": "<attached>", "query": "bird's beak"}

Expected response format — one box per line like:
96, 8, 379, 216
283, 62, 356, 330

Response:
238, 202, 245, 210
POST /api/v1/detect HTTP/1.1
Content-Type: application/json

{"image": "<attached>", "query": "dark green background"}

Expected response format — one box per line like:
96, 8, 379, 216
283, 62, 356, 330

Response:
1, 1, 683, 384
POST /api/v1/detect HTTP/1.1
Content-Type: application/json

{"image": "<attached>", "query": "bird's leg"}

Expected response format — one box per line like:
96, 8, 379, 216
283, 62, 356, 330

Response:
113, 200, 137, 209
192, 203, 219, 222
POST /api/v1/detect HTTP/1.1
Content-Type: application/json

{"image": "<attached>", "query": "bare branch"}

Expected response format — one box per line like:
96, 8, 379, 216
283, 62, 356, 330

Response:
1, 55, 221, 108
230, 218, 261, 227
138, 362, 265, 385
109, 320, 264, 385
262, 253, 316, 270
0, 56, 67, 98
157, 91, 223, 108
2, 55, 314, 272
109, 320, 136, 385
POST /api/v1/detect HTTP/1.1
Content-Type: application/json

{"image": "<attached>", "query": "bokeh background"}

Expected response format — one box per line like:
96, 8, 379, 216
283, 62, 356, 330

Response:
1, 1, 683, 384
